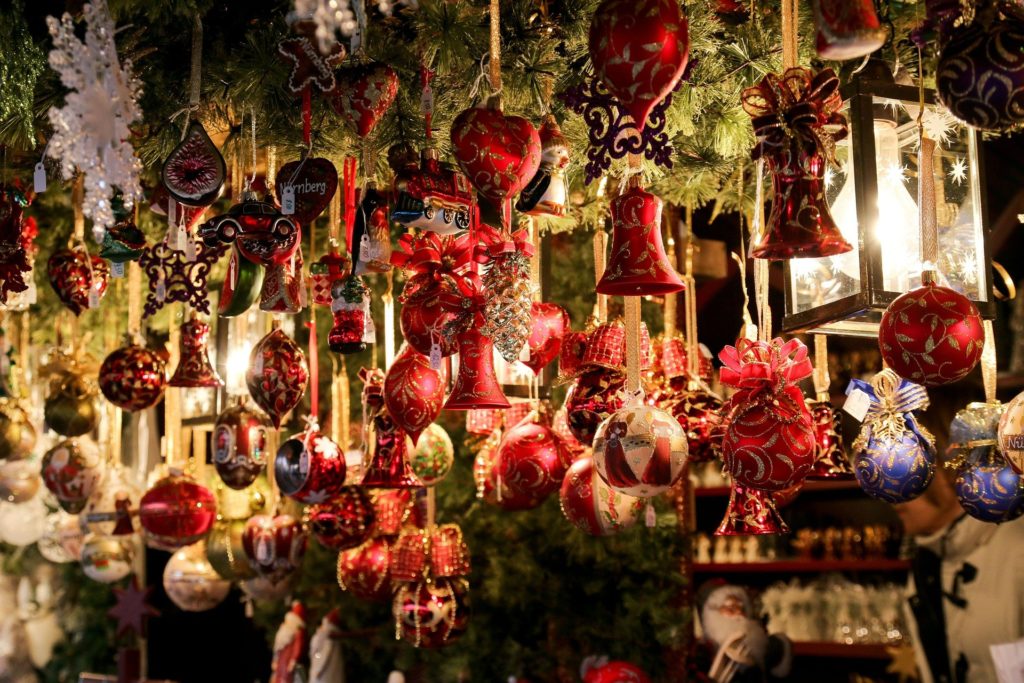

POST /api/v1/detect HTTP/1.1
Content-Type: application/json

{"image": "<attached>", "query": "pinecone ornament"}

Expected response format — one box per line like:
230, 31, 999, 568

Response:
481, 250, 534, 363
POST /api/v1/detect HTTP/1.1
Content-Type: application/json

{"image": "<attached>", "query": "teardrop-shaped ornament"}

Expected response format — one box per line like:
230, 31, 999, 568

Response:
162, 120, 227, 208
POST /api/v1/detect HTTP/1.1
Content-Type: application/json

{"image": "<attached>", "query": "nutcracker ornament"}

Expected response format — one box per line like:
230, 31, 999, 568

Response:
560, 456, 644, 536
246, 328, 309, 429
274, 425, 346, 504
360, 367, 423, 488
741, 67, 852, 259
270, 602, 308, 683
849, 370, 936, 504
243, 514, 308, 583
212, 399, 271, 490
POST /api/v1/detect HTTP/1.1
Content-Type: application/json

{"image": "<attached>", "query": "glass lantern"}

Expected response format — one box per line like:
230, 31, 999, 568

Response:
782, 61, 994, 336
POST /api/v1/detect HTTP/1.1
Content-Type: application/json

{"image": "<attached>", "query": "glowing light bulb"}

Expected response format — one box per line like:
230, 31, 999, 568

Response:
226, 345, 252, 396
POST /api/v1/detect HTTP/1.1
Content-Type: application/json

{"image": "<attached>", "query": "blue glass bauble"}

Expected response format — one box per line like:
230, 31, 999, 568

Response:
955, 463, 1024, 523
855, 431, 935, 503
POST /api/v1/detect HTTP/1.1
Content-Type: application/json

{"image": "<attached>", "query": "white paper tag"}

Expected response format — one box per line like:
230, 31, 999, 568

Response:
429, 342, 442, 371
281, 185, 295, 215
645, 502, 657, 528
359, 233, 372, 262
155, 276, 166, 302
88, 283, 101, 309
420, 86, 434, 115
843, 388, 871, 422
33, 163, 46, 194
184, 236, 197, 262
167, 198, 177, 229
111, 261, 125, 278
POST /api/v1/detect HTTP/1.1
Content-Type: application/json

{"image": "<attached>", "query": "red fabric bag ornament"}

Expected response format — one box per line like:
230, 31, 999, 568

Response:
718, 338, 816, 492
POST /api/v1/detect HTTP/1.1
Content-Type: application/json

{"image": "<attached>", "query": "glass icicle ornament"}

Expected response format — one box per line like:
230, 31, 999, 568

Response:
480, 249, 534, 363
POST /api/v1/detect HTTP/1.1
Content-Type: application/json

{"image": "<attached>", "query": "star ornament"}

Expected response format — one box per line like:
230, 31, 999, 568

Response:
949, 156, 968, 186
109, 576, 159, 639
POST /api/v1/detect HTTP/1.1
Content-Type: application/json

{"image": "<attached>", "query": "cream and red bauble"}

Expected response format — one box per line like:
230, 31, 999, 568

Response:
337, 537, 393, 602
139, 473, 216, 549
246, 329, 309, 429
566, 369, 625, 446
411, 424, 455, 487
588, 0, 689, 130
999, 391, 1024, 473
275, 429, 346, 504
878, 283, 983, 387
38, 510, 84, 563
80, 534, 133, 583
43, 374, 97, 439
99, 343, 167, 411
450, 103, 541, 207
560, 456, 643, 536
393, 577, 470, 648
936, 8, 1024, 132
309, 487, 375, 551
213, 400, 271, 490
494, 412, 573, 508
384, 345, 447, 445
163, 542, 231, 612
242, 513, 308, 583
593, 403, 688, 498
81, 465, 140, 536
522, 302, 570, 376
41, 438, 103, 514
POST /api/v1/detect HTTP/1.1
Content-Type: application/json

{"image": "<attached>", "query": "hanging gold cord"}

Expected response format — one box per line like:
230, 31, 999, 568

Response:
982, 320, 997, 403
781, 0, 799, 70
489, 0, 502, 93
813, 334, 830, 401
593, 227, 607, 322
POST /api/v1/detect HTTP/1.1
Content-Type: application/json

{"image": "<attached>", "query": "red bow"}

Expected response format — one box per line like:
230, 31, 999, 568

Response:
474, 225, 535, 263
719, 338, 812, 416
741, 67, 847, 165
393, 232, 483, 303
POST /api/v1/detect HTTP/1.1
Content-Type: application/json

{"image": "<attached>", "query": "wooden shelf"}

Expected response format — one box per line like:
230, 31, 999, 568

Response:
694, 479, 861, 498
791, 641, 896, 659
692, 559, 910, 573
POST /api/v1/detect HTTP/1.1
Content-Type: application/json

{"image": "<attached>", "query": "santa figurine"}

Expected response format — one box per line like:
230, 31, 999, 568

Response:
309, 608, 344, 683
696, 581, 792, 683
272, 602, 308, 683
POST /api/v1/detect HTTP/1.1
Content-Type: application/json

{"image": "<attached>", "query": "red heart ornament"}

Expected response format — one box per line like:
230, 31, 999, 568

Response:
331, 62, 399, 138
245, 329, 309, 429
275, 157, 339, 225
450, 105, 542, 205
588, 0, 690, 130
522, 302, 570, 376
47, 248, 110, 316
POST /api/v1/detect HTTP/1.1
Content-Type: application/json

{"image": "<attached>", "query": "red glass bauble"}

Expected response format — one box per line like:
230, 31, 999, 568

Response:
99, 344, 167, 412
666, 382, 725, 464
583, 660, 652, 683
275, 157, 338, 225
879, 283, 984, 387
559, 456, 644, 536
139, 473, 217, 549
593, 403, 688, 497
806, 399, 853, 479
522, 302, 570, 376
331, 62, 399, 138
337, 537, 393, 602
400, 295, 459, 358
393, 577, 470, 648
309, 487, 375, 551
242, 513, 308, 583
212, 400, 271, 490
384, 345, 447, 444
494, 412, 572, 508
588, 0, 689, 130
47, 248, 109, 316
597, 178, 685, 295
450, 104, 541, 205
444, 329, 510, 410
565, 369, 625, 446
246, 329, 309, 429
274, 430, 346, 504
721, 401, 815, 491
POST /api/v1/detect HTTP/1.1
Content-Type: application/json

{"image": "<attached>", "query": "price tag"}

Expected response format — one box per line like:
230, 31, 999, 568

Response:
167, 198, 177, 229
644, 502, 657, 528
843, 388, 871, 421
111, 261, 125, 278
33, 163, 46, 194
358, 233, 372, 262
429, 342, 442, 371
281, 185, 296, 215
420, 86, 434, 115
184, 236, 197, 262
88, 283, 101, 309
155, 276, 166, 302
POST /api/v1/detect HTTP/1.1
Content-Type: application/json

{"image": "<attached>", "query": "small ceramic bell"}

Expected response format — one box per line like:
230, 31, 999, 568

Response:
169, 317, 224, 388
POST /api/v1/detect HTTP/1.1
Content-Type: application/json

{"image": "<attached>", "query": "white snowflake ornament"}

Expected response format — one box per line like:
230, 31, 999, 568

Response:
46, 0, 143, 238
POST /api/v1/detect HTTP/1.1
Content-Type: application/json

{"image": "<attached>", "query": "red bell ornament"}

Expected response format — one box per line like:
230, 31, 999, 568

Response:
559, 456, 644, 536
742, 68, 852, 259
593, 402, 689, 498
393, 577, 471, 649
450, 101, 541, 209
242, 513, 308, 583
718, 338, 816, 491
139, 472, 217, 550
337, 537, 393, 602
878, 282, 984, 387
384, 345, 447, 445
812, 0, 886, 61
213, 400, 271, 490
494, 410, 573, 508
168, 317, 223, 388
588, 0, 690, 130
597, 177, 684, 296
99, 343, 167, 412
275, 428, 346, 504
309, 487, 374, 551
444, 329, 510, 411
246, 328, 309, 429
716, 483, 789, 536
